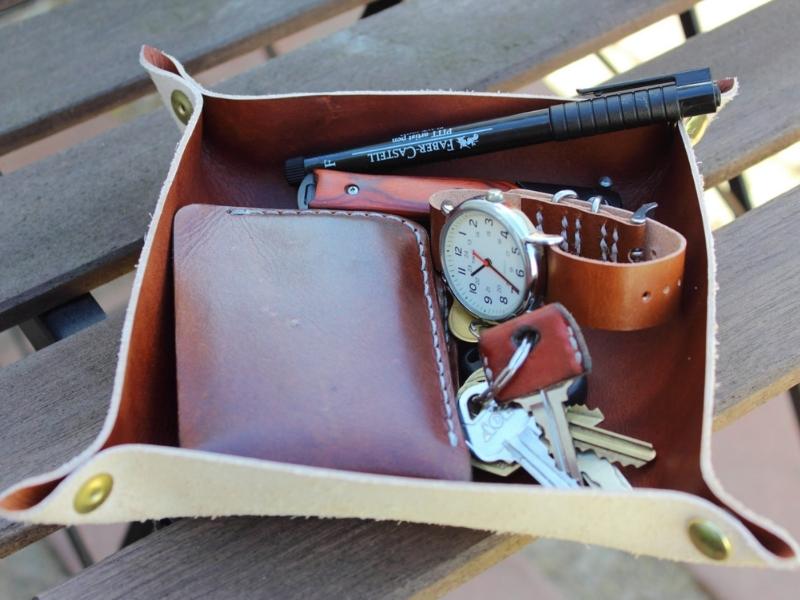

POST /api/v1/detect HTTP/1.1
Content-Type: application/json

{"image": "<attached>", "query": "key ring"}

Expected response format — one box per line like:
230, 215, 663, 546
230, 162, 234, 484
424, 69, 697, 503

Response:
471, 330, 537, 411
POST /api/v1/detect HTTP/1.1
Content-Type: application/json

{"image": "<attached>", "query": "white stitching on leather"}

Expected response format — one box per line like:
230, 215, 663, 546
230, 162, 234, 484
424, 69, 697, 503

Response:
574, 216, 582, 256
560, 215, 569, 252
536, 210, 544, 232
481, 354, 495, 395
600, 223, 609, 262
442, 296, 452, 346
566, 325, 583, 367
611, 226, 619, 263
231, 209, 459, 447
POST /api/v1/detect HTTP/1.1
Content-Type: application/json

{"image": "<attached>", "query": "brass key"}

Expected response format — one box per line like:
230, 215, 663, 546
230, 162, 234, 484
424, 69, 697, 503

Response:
569, 422, 656, 468
448, 300, 491, 343
565, 404, 604, 427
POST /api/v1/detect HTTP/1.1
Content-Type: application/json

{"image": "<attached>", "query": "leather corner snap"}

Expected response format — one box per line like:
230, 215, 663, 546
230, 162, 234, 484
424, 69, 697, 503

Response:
688, 518, 731, 561
170, 89, 193, 125
74, 473, 113, 514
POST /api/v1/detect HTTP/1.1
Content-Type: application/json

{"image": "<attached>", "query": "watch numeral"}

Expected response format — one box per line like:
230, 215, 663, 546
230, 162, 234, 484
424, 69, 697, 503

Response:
484, 217, 494, 226
511, 246, 519, 254
499, 296, 508, 304
500, 230, 508, 239
469, 283, 477, 293
515, 268, 524, 277
484, 296, 493, 304
457, 267, 466, 275
469, 218, 478, 227
454, 246, 463, 256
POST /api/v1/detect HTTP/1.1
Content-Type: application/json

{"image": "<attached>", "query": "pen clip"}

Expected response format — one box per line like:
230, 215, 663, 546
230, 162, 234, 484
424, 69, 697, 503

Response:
576, 68, 713, 97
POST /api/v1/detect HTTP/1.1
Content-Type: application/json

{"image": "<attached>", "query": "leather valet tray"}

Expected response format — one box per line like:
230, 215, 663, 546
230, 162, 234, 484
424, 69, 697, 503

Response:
0, 46, 796, 568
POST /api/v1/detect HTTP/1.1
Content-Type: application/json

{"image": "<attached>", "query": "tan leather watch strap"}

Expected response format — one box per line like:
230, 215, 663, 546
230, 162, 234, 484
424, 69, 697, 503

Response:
478, 303, 591, 403
429, 189, 686, 331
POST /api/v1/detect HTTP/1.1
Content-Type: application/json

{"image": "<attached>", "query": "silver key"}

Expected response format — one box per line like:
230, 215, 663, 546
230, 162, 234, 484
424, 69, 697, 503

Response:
577, 451, 632, 491
457, 382, 580, 488
507, 425, 580, 488
517, 379, 581, 481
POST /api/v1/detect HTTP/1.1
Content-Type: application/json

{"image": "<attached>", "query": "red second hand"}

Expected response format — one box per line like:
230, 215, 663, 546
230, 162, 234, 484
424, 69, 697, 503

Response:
471, 249, 489, 266
471, 250, 520, 294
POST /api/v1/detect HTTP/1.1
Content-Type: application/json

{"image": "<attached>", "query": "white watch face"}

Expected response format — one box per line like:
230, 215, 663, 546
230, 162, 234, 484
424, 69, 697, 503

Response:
441, 205, 531, 321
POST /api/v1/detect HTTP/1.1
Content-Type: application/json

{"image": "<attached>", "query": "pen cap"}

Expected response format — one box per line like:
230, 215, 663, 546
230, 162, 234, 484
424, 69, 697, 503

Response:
549, 82, 720, 141
285, 157, 307, 185
676, 81, 721, 116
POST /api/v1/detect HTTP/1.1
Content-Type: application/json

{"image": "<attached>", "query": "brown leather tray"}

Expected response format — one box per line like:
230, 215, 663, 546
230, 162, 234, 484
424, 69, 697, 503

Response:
0, 46, 795, 568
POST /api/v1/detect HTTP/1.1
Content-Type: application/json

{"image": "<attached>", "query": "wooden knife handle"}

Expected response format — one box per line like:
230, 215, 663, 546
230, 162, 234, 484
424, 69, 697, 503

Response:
308, 169, 515, 218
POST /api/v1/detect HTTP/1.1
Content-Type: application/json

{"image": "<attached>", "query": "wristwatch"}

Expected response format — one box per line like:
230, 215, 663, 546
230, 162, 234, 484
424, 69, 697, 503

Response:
430, 188, 686, 331
437, 189, 562, 322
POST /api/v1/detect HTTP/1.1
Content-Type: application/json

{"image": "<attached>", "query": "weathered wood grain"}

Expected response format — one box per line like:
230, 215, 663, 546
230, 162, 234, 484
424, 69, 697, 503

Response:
0, 0, 368, 154
0, 0, 28, 13
713, 187, 800, 428
34, 519, 526, 600
0, 111, 175, 331
222, 0, 696, 94
0, 313, 120, 558
0, 521, 59, 561
8, 186, 799, 593
0, 0, 699, 330
609, 0, 800, 189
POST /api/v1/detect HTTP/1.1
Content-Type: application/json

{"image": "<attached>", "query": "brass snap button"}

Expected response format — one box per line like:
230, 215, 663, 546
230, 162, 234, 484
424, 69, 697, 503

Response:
688, 518, 731, 560
74, 473, 113, 514
170, 89, 193, 125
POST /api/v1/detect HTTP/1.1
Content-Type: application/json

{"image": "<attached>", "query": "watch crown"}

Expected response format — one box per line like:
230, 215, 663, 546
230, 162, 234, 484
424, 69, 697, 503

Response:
486, 189, 504, 203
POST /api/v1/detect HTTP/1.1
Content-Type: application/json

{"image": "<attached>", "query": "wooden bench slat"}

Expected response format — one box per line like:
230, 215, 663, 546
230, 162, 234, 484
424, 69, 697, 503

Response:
6, 184, 799, 586
34, 519, 527, 600
0, 111, 175, 331
0, 0, 700, 330
0, 0, 368, 154
608, 0, 800, 189
0, 521, 59, 561
713, 186, 800, 428
0, 1, 28, 12
221, 0, 696, 94
0, 313, 120, 559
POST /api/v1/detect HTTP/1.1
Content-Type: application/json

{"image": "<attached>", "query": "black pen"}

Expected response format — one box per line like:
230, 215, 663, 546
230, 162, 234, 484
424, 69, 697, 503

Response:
285, 69, 722, 184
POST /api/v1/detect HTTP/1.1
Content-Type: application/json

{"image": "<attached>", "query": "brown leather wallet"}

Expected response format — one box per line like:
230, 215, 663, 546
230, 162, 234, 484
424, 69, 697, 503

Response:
172, 204, 471, 481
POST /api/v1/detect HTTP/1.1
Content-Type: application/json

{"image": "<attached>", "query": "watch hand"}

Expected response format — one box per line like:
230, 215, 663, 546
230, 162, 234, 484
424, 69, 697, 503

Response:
486, 261, 520, 294
471, 249, 488, 275
472, 250, 520, 295
472, 249, 488, 264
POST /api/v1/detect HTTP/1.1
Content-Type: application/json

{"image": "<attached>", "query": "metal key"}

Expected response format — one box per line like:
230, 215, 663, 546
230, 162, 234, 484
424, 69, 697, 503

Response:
472, 406, 603, 477
461, 367, 489, 390
565, 404, 605, 427
529, 397, 656, 468
577, 451, 632, 491
569, 422, 656, 468
470, 457, 519, 477
462, 378, 601, 478
448, 300, 491, 343
516, 379, 581, 481
457, 382, 580, 488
